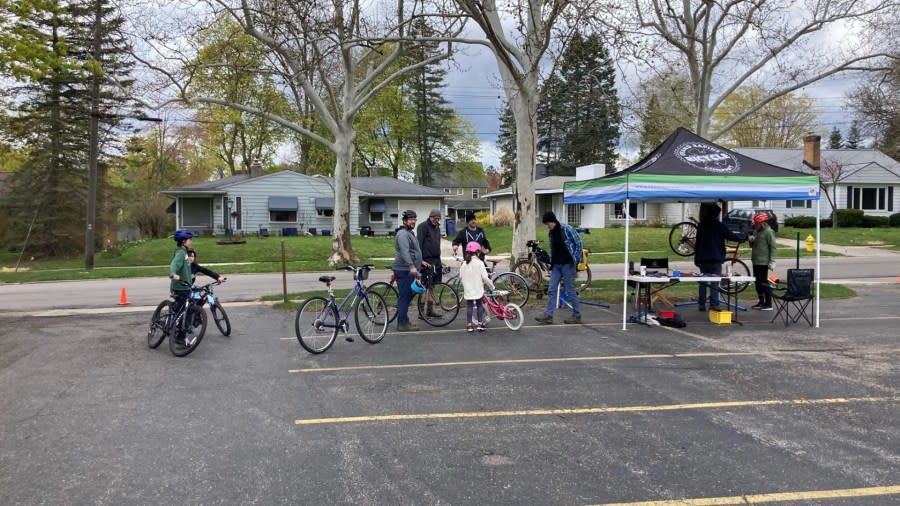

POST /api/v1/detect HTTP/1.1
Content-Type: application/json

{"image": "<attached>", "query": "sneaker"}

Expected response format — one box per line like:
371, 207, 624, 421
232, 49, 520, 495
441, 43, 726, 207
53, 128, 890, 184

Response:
564, 315, 582, 324
534, 313, 553, 324
476, 322, 486, 332
751, 303, 765, 310
759, 305, 774, 311
397, 320, 419, 332
698, 304, 706, 312
466, 323, 475, 333
709, 304, 721, 311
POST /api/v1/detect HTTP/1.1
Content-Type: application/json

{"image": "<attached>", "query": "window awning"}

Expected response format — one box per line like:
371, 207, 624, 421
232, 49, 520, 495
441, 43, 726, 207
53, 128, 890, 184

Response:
268, 196, 297, 211
315, 197, 334, 210
368, 199, 386, 212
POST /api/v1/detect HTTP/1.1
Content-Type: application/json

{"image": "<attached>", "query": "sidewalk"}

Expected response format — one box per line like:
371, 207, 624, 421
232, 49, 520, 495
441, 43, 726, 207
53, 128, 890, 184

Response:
774, 238, 900, 257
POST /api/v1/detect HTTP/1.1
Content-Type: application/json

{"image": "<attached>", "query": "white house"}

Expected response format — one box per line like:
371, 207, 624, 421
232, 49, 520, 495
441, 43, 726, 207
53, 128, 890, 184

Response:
163, 169, 446, 236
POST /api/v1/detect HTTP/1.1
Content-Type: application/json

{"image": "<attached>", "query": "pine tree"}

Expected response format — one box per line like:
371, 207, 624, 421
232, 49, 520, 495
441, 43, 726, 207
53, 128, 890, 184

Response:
846, 121, 862, 149
404, 21, 456, 187
828, 126, 843, 149
537, 73, 566, 171
1, 0, 135, 256
556, 33, 620, 174
496, 103, 516, 187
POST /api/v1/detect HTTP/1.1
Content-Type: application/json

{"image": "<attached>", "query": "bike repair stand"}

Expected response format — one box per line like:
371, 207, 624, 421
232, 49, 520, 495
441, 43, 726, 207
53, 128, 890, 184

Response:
557, 285, 609, 310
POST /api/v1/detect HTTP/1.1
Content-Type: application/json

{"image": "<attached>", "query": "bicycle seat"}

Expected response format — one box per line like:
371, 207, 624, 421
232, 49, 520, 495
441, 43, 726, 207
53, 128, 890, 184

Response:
318, 276, 336, 283
484, 255, 506, 265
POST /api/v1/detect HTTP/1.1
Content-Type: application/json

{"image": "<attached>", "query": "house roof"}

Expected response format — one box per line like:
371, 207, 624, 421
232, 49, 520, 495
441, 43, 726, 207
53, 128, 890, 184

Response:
429, 173, 489, 189
163, 171, 445, 198
482, 176, 576, 198
732, 148, 900, 179
348, 176, 445, 197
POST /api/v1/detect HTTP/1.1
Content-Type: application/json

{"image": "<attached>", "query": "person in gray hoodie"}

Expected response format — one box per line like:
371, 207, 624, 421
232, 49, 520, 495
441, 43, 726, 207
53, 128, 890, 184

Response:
392, 210, 423, 331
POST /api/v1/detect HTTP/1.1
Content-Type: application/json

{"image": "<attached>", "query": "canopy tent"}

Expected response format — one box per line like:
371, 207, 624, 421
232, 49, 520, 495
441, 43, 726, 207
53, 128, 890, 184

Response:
563, 127, 822, 329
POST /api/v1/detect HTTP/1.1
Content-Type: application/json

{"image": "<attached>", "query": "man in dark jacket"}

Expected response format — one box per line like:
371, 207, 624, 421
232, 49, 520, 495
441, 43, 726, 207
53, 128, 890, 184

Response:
694, 202, 747, 311
417, 209, 443, 317
451, 212, 491, 261
534, 211, 584, 324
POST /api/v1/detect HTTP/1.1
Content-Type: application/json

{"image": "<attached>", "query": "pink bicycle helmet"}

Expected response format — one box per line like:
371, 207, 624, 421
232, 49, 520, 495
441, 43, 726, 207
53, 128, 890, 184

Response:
465, 241, 482, 253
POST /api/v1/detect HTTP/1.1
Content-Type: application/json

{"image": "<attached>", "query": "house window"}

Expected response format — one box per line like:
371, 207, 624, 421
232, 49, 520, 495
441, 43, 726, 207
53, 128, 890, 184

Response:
270, 211, 297, 222
317, 208, 334, 217
849, 186, 888, 211
444, 188, 452, 194
786, 200, 812, 209
456, 188, 464, 195
566, 204, 581, 226
370, 211, 384, 222
611, 202, 645, 220
472, 188, 479, 199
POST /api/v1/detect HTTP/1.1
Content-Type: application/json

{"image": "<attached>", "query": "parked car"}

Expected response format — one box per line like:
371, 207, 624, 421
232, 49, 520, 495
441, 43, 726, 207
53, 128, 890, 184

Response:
723, 208, 779, 235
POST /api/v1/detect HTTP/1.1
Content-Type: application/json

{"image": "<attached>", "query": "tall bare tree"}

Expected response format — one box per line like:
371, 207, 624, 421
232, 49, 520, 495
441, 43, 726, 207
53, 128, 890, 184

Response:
454, 0, 591, 257
127, 0, 462, 265
617, 0, 899, 141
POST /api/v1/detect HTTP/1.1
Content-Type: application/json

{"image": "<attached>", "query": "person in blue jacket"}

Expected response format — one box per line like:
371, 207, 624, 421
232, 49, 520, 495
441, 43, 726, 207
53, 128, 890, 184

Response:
534, 211, 584, 325
694, 202, 747, 311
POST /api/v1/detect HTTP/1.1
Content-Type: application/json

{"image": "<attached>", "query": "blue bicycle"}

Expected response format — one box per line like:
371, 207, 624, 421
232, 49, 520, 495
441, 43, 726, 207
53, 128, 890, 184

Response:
294, 264, 389, 354
147, 281, 208, 357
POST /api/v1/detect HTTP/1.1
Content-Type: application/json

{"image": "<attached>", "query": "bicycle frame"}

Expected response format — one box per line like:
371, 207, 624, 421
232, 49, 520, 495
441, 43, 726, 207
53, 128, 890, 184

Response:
317, 277, 372, 332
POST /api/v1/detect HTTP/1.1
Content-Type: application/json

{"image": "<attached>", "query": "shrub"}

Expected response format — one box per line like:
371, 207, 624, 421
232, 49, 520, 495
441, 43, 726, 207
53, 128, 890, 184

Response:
784, 216, 818, 228
890, 213, 900, 227
491, 206, 514, 226
832, 208, 865, 227
860, 215, 890, 227
475, 211, 492, 226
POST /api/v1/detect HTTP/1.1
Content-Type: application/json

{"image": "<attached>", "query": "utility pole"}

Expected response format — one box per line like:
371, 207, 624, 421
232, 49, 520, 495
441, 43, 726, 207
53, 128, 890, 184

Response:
84, 0, 102, 270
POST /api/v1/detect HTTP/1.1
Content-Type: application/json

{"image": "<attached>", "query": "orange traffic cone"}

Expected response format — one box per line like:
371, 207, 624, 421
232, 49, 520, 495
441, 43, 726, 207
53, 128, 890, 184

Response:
118, 287, 130, 306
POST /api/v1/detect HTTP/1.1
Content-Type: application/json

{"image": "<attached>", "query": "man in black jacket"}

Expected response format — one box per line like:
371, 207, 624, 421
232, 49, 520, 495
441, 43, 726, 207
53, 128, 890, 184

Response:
451, 212, 491, 261
417, 209, 444, 317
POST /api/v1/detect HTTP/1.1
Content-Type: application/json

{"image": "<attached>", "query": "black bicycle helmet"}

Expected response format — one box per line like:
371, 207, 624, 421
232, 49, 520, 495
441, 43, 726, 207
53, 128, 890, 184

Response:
401, 209, 417, 220
174, 229, 194, 243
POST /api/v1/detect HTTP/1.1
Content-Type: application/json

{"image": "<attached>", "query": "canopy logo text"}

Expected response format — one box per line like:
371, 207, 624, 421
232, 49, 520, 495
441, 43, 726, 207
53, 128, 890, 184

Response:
675, 142, 740, 174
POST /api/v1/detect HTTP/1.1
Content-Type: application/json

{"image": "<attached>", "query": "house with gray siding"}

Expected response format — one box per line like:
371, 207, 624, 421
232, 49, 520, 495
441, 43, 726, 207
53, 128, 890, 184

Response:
163, 169, 445, 236
429, 173, 490, 220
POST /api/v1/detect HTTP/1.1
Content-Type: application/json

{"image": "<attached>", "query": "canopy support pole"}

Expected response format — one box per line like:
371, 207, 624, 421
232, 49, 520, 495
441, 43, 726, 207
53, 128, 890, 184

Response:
622, 198, 630, 330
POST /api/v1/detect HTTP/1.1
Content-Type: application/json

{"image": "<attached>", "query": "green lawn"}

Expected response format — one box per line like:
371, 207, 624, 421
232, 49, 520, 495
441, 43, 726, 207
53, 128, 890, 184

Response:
781, 226, 900, 251
0, 224, 840, 283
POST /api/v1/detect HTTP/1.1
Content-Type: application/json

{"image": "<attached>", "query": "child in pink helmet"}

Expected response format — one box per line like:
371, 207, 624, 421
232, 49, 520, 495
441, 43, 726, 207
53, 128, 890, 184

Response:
459, 241, 494, 332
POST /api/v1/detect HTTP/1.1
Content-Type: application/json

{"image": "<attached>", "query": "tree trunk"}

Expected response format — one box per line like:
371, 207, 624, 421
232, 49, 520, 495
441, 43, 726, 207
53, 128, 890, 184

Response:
329, 131, 359, 265
510, 86, 539, 261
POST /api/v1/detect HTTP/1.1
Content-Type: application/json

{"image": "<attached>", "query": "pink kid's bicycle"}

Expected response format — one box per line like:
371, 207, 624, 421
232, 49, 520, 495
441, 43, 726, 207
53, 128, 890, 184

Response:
479, 289, 524, 330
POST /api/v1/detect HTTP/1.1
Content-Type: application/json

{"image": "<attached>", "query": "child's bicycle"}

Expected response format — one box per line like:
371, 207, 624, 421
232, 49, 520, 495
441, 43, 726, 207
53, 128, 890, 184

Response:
476, 289, 524, 331
191, 279, 231, 336
295, 264, 389, 354
147, 281, 209, 357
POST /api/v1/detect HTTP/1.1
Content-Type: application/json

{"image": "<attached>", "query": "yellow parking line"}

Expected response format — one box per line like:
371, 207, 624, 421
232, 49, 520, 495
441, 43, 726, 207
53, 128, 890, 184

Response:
594, 484, 900, 505
280, 321, 624, 340
289, 352, 758, 373
294, 396, 898, 426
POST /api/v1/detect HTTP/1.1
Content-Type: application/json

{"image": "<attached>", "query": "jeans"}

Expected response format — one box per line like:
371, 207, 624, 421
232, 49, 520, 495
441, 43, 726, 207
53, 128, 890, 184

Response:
545, 263, 580, 317
466, 298, 485, 324
697, 262, 722, 306
393, 269, 413, 323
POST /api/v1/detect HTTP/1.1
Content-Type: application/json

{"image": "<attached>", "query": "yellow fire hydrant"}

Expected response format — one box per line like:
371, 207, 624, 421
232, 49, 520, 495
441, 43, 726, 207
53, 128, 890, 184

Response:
806, 234, 815, 252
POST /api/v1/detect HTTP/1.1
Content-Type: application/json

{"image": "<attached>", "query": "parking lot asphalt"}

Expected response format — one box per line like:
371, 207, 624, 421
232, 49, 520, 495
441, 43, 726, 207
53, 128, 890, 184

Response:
0, 286, 898, 505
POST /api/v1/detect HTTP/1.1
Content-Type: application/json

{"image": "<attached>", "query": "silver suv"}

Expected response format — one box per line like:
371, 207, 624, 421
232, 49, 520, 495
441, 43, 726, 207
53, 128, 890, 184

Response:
723, 208, 779, 235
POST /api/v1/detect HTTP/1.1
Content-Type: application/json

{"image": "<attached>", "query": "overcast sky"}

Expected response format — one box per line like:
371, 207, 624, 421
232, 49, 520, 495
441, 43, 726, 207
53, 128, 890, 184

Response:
442, 47, 866, 172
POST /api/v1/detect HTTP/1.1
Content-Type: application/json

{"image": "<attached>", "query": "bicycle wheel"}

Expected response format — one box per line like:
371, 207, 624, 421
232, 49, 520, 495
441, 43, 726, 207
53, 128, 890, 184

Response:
210, 303, 231, 336
513, 260, 545, 298
417, 282, 459, 327
147, 300, 171, 349
575, 265, 592, 294
719, 259, 751, 295
354, 291, 388, 344
367, 282, 398, 324
502, 303, 524, 330
295, 296, 339, 354
170, 304, 207, 357
491, 272, 530, 307
445, 274, 463, 308
669, 221, 698, 256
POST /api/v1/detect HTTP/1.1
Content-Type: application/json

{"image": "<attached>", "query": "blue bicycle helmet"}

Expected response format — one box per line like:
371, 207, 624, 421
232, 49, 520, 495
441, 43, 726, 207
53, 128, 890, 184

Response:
174, 229, 194, 243
411, 278, 425, 294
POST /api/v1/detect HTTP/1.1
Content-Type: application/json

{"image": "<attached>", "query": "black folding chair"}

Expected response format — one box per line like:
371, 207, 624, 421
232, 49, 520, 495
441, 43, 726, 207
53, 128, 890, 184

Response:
770, 268, 815, 326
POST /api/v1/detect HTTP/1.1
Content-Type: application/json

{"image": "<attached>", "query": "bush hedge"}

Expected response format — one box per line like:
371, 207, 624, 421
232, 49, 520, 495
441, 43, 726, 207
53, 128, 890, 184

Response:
890, 213, 900, 227
861, 215, 891, 227
783, 216, 818, 228
832, 208, 865, 227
